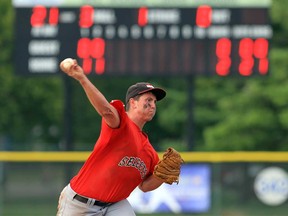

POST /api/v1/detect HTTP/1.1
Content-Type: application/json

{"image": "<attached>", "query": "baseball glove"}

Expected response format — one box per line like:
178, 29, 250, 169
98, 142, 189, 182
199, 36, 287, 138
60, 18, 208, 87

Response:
153, 147, 184, 185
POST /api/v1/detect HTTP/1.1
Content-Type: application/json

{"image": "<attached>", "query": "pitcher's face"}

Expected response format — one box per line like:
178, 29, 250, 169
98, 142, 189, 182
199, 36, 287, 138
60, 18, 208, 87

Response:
134, 92, 157, 121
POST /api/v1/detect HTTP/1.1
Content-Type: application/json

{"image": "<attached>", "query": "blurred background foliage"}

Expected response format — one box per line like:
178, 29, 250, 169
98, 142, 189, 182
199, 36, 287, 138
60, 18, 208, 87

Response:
1, 0, 288, 152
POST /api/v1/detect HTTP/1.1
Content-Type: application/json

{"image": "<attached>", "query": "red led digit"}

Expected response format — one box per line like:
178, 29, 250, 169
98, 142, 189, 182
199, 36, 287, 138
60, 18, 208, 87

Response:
79, 5, 94, 28
239, 58, 254, 76
82, 58, 92, 74
216, 38, 231, 58
238, 38, 254, 76
254, 38, 268, 59
239, 38, 254, 59
216, 38, 231, 76
254, 38, 269, 74
49, 7, 59, 26
258, 58, 269, 74
77, 38, 91, 59
216, 59, 231, 76
196, 5, 212, 28
90, 38, 105, 59
30, 5, 47, 27
95, 58, 105, 74
138, 7, 148, 26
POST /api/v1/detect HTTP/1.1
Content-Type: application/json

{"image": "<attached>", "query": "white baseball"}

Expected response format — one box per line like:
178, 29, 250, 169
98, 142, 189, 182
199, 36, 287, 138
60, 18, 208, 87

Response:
61, 58, 74, 70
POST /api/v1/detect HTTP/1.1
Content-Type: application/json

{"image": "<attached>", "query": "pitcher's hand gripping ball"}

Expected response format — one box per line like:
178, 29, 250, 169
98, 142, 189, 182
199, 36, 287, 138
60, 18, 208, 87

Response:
153, 147, 184, 184
60, 58, 74, 72
59, 58, 84, 80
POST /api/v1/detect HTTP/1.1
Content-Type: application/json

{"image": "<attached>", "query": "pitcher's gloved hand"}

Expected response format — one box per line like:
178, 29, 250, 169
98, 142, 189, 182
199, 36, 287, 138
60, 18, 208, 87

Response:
153, 147, 184, 185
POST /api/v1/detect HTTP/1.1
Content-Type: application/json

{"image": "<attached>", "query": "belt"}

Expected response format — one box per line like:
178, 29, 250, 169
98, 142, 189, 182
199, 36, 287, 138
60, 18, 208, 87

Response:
73, 194, 113, 207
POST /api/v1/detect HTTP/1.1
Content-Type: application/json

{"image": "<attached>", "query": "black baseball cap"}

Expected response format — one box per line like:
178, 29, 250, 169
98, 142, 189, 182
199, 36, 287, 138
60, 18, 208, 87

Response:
125, 82, 166, 104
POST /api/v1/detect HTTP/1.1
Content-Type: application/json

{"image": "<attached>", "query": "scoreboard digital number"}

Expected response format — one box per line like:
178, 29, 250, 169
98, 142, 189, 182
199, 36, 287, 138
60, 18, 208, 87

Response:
13, 0, 272, 76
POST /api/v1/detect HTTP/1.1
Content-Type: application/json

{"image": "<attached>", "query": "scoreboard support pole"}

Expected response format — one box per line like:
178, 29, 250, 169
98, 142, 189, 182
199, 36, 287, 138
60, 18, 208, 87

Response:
187, 76, 195, 151
63, 75, 75, 183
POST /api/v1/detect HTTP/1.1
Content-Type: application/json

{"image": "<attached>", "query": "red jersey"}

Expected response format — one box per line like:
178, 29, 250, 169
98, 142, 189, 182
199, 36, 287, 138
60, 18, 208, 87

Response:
70, 100, 159, 202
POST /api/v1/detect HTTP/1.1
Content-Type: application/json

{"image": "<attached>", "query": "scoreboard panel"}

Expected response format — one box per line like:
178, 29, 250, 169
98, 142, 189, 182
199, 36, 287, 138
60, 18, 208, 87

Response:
13, 0, 272, 76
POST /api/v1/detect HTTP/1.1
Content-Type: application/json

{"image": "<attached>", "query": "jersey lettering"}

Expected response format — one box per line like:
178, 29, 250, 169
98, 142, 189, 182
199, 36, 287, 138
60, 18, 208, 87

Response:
118, 156, 147, 179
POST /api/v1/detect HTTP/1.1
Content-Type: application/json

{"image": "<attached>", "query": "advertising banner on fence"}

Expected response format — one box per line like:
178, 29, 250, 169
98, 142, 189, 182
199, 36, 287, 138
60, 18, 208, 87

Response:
128, 164, 211, 213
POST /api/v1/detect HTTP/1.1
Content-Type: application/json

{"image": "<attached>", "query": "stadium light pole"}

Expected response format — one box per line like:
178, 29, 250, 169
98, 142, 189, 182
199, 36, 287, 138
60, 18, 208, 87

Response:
63, 75, 74, 183
187, 76, 195, 151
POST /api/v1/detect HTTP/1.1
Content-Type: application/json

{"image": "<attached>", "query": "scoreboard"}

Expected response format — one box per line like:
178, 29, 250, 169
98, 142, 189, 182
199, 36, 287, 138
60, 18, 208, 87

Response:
13, 0, 272, 76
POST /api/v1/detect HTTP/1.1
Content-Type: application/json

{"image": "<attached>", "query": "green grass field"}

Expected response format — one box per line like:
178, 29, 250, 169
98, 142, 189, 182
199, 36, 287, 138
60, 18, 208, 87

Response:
1, 198, 192, 216
2, 198, 287, 216
1, 200, 190, 216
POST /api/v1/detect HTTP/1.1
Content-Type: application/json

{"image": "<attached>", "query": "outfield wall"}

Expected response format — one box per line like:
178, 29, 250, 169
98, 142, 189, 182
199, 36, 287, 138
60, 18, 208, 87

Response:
0, 151, 287, 216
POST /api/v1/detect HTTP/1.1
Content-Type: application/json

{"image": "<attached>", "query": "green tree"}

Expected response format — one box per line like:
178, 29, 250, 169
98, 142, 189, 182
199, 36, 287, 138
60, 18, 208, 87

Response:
0, 0, 63, 150
196, 0, 288, 151
1, 0, 288, 152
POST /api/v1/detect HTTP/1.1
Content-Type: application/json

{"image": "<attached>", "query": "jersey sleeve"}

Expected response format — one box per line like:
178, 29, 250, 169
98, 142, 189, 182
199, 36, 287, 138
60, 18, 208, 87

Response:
110, 100, 125, 117
110, 100, 125, 112
100, 100, 126, 129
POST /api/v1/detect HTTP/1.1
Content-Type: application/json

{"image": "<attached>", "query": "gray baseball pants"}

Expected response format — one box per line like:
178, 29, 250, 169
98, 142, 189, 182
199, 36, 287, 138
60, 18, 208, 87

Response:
56, 184, 136, 216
